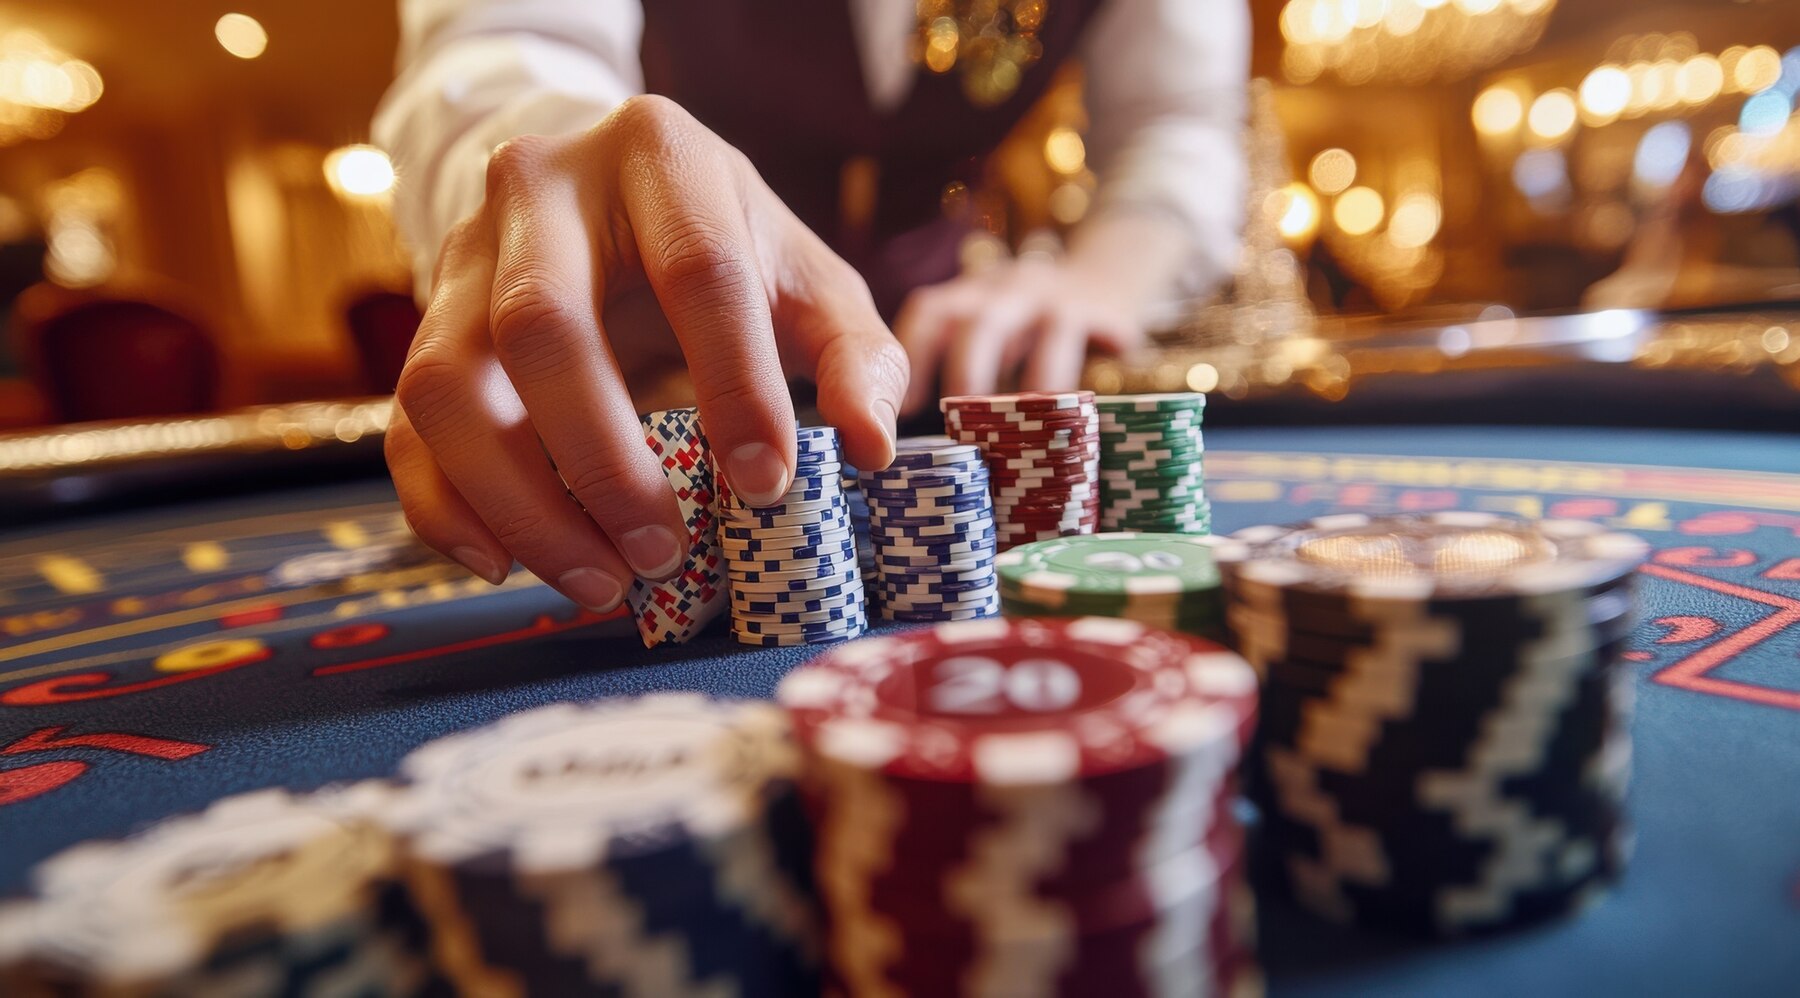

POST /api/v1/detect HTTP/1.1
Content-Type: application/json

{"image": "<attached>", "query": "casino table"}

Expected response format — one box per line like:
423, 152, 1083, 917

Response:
1, 422, 1796, 997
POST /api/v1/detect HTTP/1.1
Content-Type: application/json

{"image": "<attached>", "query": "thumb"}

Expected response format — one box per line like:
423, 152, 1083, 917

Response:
776, 247, 908, 474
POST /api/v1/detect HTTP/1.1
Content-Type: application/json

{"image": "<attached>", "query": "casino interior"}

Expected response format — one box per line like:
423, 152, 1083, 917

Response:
0, 2, 1798, 998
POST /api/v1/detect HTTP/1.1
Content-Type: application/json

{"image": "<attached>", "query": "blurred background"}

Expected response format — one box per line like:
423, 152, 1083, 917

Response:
0, 0, 1798, 433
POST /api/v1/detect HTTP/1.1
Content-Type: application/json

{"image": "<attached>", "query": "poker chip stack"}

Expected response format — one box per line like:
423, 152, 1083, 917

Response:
1214, 512, 1648, 936
716, 426, 869, 646
0, 786, 434, 997
381, 695, 820, 997
778, 617, 1264, 998
627, 407, 728, 647
857, 436, 1001, 622
997, 532, 1227, 640
1096, 393, 1211, 535
841, 465, 879, 596
942, 391, 1101, 551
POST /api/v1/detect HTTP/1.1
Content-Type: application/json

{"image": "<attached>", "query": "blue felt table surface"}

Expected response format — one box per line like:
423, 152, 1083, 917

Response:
0, 425, 1796, 997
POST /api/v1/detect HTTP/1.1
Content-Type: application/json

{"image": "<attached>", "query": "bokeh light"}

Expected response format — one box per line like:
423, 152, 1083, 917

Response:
1473, 85, 1525, 136
1528, 89, 1578, 141
1733, 46, 1782, 93
1387, 192, 1442, 248
214, 14, 268, 60
1333, 186, 1385, 236
1739, 91, 1792, 136
1676, 54, 1723, 105
1308, 148, 1357, 195
1043, 128, 1086, 175
1512, 148, 1568, 199
1632, 121, 1691, 189
1578, 66, 1631, 121
324, 145, 396, 198
1269, 183, 1322, 243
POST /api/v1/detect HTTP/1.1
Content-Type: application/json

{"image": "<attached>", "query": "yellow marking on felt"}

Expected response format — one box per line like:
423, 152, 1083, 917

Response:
155, 637, 269, 673
1475, 494, 1542, 519
325, 521, 369, 550
182, 542, 229, 573
1209, 480, 1283, 502
34, 555, 102, 595
1616, 502, 1672, 532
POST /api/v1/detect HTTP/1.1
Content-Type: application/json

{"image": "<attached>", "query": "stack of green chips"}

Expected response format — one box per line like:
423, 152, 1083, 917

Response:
1096, 393, 1210, 535
995, 532, 1227, 639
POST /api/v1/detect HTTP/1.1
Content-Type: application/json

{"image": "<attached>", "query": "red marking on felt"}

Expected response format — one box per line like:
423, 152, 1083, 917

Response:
309, 622, 391, 649
1653, 547, 1759, 569
2, 725, 208, 760
0, 761, 87, 806
311, 607, 622, 677
1651, 615, 1721, 644
1622, 651, 1652, 662
2, 653, 268, 706
1639, 562, 1800, 713
218, 604, 283, 628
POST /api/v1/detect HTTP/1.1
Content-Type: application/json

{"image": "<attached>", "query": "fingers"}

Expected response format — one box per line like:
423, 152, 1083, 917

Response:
894, 289, 958, 416
484, 138, 690, 581
394, 217, 638, 614
385, 406, 508, 585
773, 234, 907, 472
1021, 317, 1088, 392
614, 99, 796, 506
942, 296, 1037, 399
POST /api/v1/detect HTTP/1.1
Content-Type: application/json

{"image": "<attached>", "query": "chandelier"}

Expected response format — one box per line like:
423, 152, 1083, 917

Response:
1281, 0, 1557, 86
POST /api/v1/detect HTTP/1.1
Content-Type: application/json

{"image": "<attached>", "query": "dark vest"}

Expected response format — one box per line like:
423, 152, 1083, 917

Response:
640, 0, 1103, 317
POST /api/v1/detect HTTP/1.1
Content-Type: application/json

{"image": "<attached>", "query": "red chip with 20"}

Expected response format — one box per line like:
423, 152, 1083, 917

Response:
776, 616, 1258, 784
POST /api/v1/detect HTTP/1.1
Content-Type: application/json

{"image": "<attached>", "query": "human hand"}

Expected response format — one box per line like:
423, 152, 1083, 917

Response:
894, 257, 1144, 415
387, 96, 907, 612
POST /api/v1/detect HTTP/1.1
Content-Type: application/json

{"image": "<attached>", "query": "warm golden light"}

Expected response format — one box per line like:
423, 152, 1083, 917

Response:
1473, 85, 1525, 136
1308, 148, 1357, 195
1387, 192, 1442, 248
1737, 46, 1783, 93
215, 13, 268, 60
1043, 127, 1086, 175
1578, 66, 1631, 120
1270, 183, 1322, 242
1333, 186, 1385, 236
1677, 54, 1723, 105
324, 145, 395, 198
1528, 89, 1577, 140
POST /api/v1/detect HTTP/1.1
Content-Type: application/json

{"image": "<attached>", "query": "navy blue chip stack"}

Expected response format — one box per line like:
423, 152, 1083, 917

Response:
382, 695, 820, 997
1215, 512, 1648, 936
0, 785, 435, 997
716, 426, 869, 646
857, 436, 1001, 622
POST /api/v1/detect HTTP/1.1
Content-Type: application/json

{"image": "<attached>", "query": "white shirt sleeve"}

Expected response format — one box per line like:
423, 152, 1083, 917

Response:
372, 0, 646, 298
1080, 0, 1249, 300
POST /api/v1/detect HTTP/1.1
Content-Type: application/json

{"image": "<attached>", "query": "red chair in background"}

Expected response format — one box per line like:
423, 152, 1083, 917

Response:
343, 289, 421, 393
12, 288, 221, 423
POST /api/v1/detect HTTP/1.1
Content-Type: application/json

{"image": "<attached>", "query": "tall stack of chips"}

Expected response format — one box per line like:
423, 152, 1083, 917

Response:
942, 391, 1101, 551
627, 408, 728, 647
778, 617, 1263, 998
381, 695, 820, 996
1215, 512, 1648, 935
0, 786, 434, 997
997, 532, 1227, 639
1096, 393, 1211, 534
842, 466, 879, 597
716, 426, 869, 646
858, 436, 1000, 622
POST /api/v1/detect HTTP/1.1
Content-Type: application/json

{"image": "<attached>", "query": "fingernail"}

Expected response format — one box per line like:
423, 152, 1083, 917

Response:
871, 400, 898, 466
558, 567, 624, 612
620, 524, 685, 580
726, 442, 791, 507
451, 546, 507, 586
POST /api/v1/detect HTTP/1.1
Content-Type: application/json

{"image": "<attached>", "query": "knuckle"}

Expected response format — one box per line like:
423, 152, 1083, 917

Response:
394, 344, 464, 425
655, 218, 752, 297
485, 503, 555, 551
560, 454, 651, 516
605, 94, 689, 148
484, 135, 558, 202
693, 362, 766, 413
488, 274, 583, 373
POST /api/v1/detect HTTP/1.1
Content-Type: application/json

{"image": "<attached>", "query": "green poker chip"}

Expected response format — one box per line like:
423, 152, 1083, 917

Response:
995, 532, 1227, 638
1095, 394, 1211, 535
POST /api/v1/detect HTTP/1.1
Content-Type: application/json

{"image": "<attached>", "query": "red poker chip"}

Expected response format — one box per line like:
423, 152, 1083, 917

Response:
942, 391, 1095, 413
779, 616, 1256, 782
